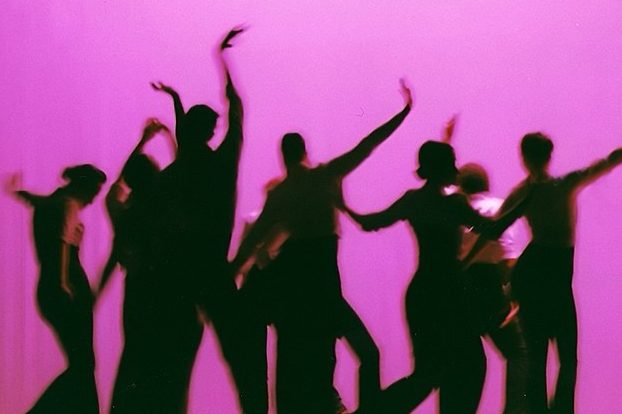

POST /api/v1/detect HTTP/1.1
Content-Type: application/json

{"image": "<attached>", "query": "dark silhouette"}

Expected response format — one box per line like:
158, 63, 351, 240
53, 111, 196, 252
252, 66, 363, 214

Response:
233, 81, 412, 413
146, 27, 265, 413
347, 141, 526, 413
457, 163, 529, 414
11, 165, 106, 414
97, 119, 175, 413
497, 133, 622, 414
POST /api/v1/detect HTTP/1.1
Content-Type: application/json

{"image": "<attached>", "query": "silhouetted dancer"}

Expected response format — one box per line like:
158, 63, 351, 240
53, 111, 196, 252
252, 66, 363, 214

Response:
96, 119, 175, 413
233, 81, 412, 414
149, 27, 265, 413
10, 165, 106, 414
347, 141, 527, 414
495, 133, 622, 414
457, 163, 529, 414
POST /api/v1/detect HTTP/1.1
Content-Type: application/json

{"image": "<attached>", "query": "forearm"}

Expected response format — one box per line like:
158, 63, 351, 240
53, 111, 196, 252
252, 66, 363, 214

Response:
364, 103, 411, 150
349, 209, 396, 232
329, 103, 411, 176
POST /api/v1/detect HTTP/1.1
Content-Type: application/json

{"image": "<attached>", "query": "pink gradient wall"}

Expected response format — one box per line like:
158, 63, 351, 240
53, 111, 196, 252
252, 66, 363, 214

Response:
2, 1, 622, 412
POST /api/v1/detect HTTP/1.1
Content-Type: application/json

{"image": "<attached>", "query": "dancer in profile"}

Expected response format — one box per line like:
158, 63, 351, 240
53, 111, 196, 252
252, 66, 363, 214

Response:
10, 165, 106, 414
149, 27, 265, 413
457, 163, 529, 414
233, 81, 412, 413
496, 133, 622, 413
96, 119, 174, 413
347, 140, 527, 414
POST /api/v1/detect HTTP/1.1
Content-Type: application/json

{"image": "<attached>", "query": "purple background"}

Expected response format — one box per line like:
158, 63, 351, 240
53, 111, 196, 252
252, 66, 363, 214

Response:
2, 1, 622, 412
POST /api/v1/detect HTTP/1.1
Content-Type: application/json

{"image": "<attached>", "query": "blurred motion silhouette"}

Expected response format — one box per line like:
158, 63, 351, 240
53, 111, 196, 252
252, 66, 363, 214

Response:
147, 27, 266, 413
97, 119, 175, 413
457, 163, 529, 414
348, 140, 528, 414
11, 164, 106, 414
233, 81, 412, 413
497, 133, 622, 414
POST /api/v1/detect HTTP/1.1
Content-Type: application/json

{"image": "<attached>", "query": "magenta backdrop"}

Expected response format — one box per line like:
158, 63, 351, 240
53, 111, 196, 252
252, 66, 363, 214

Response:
2, 1, 622, 413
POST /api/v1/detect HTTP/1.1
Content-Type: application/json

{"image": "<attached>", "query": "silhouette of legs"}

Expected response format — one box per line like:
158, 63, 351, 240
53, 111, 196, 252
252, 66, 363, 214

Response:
513, 244, 577, 414
381, 270, 485, 414
464, 263, 529, 414
29, 257, 98, 414
487, 317, 530, 414
197, 260, 269, 414
337, 301, 381, 413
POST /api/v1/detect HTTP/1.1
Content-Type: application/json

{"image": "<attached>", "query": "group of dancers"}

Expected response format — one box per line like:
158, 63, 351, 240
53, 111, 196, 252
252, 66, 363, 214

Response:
10, 27, 622, 414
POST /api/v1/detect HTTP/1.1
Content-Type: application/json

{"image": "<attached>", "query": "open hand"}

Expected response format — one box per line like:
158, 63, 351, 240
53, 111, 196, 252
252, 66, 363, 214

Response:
3, 172, 23, 196
141, 118, 169, 142
150, 81, 178, 96
442, 114, 459, 143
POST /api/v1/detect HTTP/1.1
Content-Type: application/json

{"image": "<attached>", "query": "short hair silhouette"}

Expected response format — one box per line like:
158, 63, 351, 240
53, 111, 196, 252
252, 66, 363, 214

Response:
181, 104, 219, 146
458, 163, 489, 194
521, 132, 553, 169
123, 154, 159, 191
416, 141, 457, 182
281, 132, 307, 167
62, 164, 106, 204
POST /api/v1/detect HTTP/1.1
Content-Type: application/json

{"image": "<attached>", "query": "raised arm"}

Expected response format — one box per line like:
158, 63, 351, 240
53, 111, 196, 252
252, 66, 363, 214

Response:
346, 191, 411, 232
441, 114, 459, 144
215, 26, 246, 159
564, 147, 622, 189
326, 80, 413, 178
151, 82, 185, 142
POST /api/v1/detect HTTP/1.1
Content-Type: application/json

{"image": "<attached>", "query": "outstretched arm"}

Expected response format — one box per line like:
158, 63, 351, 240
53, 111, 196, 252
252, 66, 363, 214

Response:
441, 114, 458, 144
151, 82, 185, 143
346, 192, 411, 232
216, 26, 246, 158
4, 173, 44, 207
326, 80, 413, 178
564, 147, 622, 189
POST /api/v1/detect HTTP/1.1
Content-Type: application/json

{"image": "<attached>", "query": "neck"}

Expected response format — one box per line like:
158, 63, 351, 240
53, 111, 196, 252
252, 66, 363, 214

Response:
528, 170, 550, 182
423, 180, 446, 194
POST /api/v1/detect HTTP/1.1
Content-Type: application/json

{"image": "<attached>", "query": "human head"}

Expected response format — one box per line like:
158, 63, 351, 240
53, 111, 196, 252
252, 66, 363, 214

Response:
416, 141, 458, 185
180, 104, 219, 147
458, 163, 489, 195
62, 164, 107, 205
280, 132, 307, 168
122, 154, 159, 192
520, 132, 553, 175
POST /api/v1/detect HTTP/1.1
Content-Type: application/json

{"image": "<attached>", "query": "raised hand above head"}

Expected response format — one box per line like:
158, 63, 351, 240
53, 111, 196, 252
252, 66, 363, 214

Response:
220, 25, 247, 51
141, 117, 168, 142
609, 147, 622, 164
399, 78, 414, 108
442, 114, 459, 143
150, 81, 178, 97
